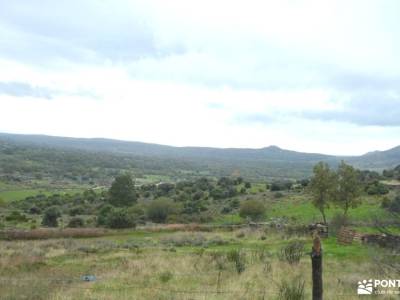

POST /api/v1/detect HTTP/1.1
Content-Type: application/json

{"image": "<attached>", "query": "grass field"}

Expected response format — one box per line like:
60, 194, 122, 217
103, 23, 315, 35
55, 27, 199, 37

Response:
0, 187, 89, 202
0, 228, 398, 299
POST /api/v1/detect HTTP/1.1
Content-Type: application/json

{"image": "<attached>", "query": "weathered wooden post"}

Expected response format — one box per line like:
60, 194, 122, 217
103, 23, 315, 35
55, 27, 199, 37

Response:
311, 234, 323, 300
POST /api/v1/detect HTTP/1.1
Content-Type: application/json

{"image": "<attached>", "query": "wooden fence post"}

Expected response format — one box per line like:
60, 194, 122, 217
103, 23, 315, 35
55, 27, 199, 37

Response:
311, 235, 323, 300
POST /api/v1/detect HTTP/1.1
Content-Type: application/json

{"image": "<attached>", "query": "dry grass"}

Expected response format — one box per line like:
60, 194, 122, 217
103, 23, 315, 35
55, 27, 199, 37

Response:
0, 228, 108, 240
0, 230, 398, 299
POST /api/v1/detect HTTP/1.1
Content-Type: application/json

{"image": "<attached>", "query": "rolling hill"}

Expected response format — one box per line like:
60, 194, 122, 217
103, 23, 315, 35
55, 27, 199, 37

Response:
0, 132, 398, 182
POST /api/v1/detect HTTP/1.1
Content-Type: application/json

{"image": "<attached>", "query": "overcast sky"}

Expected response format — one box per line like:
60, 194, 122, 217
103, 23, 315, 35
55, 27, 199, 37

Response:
0, 0, 399, 155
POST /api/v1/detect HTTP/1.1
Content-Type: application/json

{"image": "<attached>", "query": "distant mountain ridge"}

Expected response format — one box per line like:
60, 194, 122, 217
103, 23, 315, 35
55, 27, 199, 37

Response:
0, 132, 399, 179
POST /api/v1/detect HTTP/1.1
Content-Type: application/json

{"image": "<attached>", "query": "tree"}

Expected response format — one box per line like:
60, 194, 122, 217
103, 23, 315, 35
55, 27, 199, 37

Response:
239, 200, 266, 221
147, 198, 177, 223
308, 162, 336, 224
335, 161, 362, 216
109, 174, 136, 206
41, 206, 61, 227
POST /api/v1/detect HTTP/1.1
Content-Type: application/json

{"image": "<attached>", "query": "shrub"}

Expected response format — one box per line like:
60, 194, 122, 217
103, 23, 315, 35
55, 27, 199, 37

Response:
69, 205, 85, 216
388, 196, 400, 213
278, 277, 305, 300
147, 198, 178, 223
381, 196, 391, 209
41, 206, 61, 227
278, 240, 305, 265
159, 271, 173, 283
106, 208, 136, 229
29, 206, 41, 214
329, 213, 349, 236
96, 204, 113, 226
239, 200, 265, 221
6, 211, 28, 222
366, 181, 389, 195
67, 217, 85, 228
271, 181, 293, 191
127, 205, 146, 224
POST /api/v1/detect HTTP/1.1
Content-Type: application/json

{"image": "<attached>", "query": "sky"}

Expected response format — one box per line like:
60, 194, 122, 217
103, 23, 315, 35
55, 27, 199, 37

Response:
0, 0, 399, 155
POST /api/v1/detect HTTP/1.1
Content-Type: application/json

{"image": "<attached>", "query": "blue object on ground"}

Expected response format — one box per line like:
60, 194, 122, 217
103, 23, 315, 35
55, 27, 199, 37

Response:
81, 275, 96, 282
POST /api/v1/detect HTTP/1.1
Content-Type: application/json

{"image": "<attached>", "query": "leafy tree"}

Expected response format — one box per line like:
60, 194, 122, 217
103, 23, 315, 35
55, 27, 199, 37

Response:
41, 206, 61, 227
308, 162, 336, 224
335, 161, 362, 216
147, 198, 177, 223
109, 174, 136, 206
244, 182, 251, 189
239, 200, 265, 221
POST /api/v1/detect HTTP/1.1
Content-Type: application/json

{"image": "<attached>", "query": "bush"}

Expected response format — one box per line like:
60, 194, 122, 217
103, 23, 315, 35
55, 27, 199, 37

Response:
239, 200, 265, 221
96, 204, 113, 226
270, 181, 293, 191
29, 206, 41, 214
67, 217, 85, 228
69, 205, 85, 216
6, 211, 28, 222
41, 206, 61, 227
159, 271, 173, 283
329, 213, 349, 236
278, 240, 305, 265
147, 198, 178, 223
381, 196, 391, 208
106, 208, 136, 229
388, 196, 400, 213
366, 181, 389, 195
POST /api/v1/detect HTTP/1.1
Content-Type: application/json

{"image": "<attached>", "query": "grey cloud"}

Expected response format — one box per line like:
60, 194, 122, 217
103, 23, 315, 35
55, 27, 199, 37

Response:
0, 1, 178, 64
302, 94, 400, 126
326, 69, 400, 92
0, 82, 53, 99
